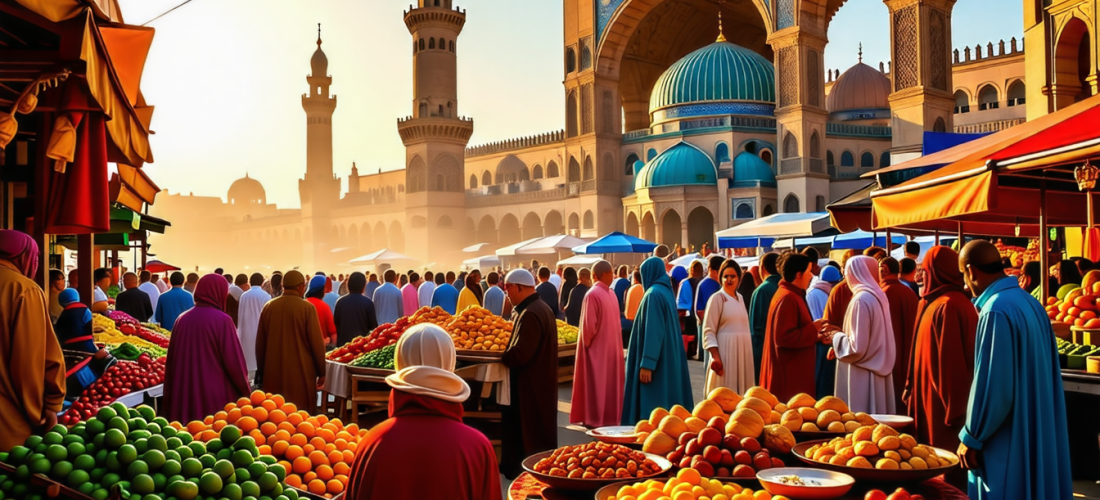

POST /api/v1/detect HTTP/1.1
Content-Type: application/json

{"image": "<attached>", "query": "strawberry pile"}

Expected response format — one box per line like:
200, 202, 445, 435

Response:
60, 356, 166, 424
327, 317, 411, 363
106, 310, 170, 347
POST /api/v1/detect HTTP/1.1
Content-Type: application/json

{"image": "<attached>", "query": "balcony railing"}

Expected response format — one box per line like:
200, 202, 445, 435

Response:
825, 122, 892, 138
780, 158, 802, 175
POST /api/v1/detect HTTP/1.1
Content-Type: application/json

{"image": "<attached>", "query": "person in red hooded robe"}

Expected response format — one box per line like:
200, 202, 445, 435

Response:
345, 323, 501, 500
162, 274, 251, 424
878, 257, 919, 413
904, 246, 977, 487
760, 252, 829, 402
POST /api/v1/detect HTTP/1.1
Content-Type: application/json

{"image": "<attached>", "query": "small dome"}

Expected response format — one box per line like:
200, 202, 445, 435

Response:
826, 62, 890, 113
311, 41, 328, 77
228, 174, 266, 205
636, 142, 717, 190
649, 41, 775, 118
731, 152, 777, 188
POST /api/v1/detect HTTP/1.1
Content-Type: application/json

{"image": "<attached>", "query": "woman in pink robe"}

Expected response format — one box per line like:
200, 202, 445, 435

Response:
569, 261, 624, 428
401, 273, 421, 316
162, 274, 251, 424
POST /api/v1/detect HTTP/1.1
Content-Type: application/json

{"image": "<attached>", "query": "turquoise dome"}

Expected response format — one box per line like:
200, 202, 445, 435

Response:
636, 143, 717, 190
731, 151, 777, 188
649, 41, 775, 120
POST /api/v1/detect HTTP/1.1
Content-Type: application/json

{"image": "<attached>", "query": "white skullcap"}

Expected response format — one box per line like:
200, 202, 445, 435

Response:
504, 268, 536, 287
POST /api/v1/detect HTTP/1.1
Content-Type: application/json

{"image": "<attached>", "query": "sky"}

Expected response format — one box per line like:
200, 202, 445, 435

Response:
120, 0, 1023, 209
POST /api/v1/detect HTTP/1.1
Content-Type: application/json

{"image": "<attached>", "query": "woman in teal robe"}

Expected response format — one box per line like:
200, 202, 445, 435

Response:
621, 257, 693, 424
960, 275, 1072, 500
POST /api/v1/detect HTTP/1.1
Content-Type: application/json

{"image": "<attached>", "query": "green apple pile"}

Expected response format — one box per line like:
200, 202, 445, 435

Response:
0, 404, 299, 500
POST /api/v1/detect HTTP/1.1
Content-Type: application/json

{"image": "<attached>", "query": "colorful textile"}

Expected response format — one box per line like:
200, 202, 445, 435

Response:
570, 281, 624, 428
760, 281, 818, 402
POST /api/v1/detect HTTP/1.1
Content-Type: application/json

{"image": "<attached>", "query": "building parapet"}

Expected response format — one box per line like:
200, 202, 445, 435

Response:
465, 130, 565, 158
954, 118, 1026, 134
825, 122, 892, 139
954, 37, 1023, 65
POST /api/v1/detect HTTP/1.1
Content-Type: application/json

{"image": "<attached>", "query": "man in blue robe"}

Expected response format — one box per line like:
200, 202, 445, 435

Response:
430, 272, 460, 315
957, 241, 1072, 500
482, 272, 506, 316
372, 270, 405, 325
155, 272, 195, 331
611, 265, 631, 312
693, 255, 725, 358
621, 257, 693, 424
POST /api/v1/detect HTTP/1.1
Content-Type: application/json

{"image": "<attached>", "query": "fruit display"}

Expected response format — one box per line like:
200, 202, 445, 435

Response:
105, 310, 141, 329
94, 312, 171, 350
603, 468, 792, 500
60, 358, 166, 425
532, 442, 662, 479
802, 424, 957, 470
1044, 281, 1100, 327
94, 328, 168, 359
994, 239, 1037, 269
406, 305, 453, 327
179, 391, 365, 498
141, 322, 172, 337
775, 393, 877, 433
864, 487, 925, 500
0, 403, 297, 500
1057, 337, 1100, 369
326, 319, 409, 363
445, 306, 513, 351
108, 341, 167, 361
556, 320, 579, 345
348, 344, 397, 370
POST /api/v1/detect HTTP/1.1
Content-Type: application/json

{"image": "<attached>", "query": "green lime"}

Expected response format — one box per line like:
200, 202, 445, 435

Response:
167, 449, 183, 462
8, 446, 30, 465
23, 436, 42, 450
49, 424, 68, 436
126, 460, 149, 479
117, 445, 138, 465
187, 442, 206, 458
165, 473, 184, 490
213, 460, 234, 480
128, 419, 147, 432
0, 479, 10, 491
268, 464, 284, 482
199, 471, 223, 495
94, 449, 108, 466
107, 417, 129, 435
283, 487, 298, 500
206, 439, 223, 455
141, 495, 159, 500
133, 439, 148, 455
180, 458, 203, 478
62, 433, 84, 446
92, 433, 106, 450
215, 449, 232, 461
245, 462, 266, 480
42, 432, 63, 446
84, 442, 97, 455
172, 480, 199, 500
256, 472, 277, 493
86, 418, 106, 436
105, 451, 122, 472
270, 483, 283, 496
78, 482, 95, 495
45, 444, 67, 462
136, 406, 156, 421
126, 408, 139, 419
131, 474, 154, 494
30, 457, 51, 475
144, 423, 161, 436
222, 482, 243, 500
66, 442, 86, 458
199, 454, 216, 470
9, 484, 26, 499
13, 465, 29, 479
129, 430, 151, 441
89, 467, 106, 482
104, 429, 126, 450
148, 436, 167, 454
152, 472, 167, 491
92, 489, 109, 500
153, 416, 170, 428
161, 426, 177, 439
240, 481, 260, 498
256, 456, 277, 466
97, 407, 118, 422
177, 432, 193, 445
162, 459, 181, 477
233, 467, 249, 482
143, 450, 166, 470
232, 438, 259, 458
67, 469, 89, 487
219, 426, 240, 447
50, 460, 73, 480
74, 455, 96, 471
166, 437, 183, 450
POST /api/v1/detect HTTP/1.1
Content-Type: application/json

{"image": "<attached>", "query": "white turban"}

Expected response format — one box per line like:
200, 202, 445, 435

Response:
385, 323, 471, 403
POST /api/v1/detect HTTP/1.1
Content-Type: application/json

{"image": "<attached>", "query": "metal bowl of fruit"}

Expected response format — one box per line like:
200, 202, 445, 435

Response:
756, 467, 855, 499
587, 426, 640, 445
521, 443, 672, 491
791, 439, 959, 483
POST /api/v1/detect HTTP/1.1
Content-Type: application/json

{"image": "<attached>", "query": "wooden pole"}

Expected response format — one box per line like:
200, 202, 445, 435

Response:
957, 222, 964, 247
934, 230, 940, 246
77, 234, 93, 306
1039, 179, 1049, 303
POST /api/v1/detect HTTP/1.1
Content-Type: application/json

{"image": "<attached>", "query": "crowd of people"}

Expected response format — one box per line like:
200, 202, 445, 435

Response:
0, 226, 1078, 499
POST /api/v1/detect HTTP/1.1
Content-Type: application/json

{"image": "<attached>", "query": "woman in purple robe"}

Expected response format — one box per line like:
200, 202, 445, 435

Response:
163, 274, 251, 423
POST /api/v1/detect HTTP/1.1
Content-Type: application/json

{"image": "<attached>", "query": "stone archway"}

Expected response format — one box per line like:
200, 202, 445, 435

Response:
660, 209, 682, 249
626, 211, 640, 237
477, 215, 496, 246
499, 214, 521, 246
544, 210, 564, 235
522, 212, 543, 240
389, 221, 405, 253
1054, 17, 1093, 106
567, 213, 581, 233
687, 206, 714, 251
641, 212, 656, 243
359, 222, 372, 251
374, 221, 388, 250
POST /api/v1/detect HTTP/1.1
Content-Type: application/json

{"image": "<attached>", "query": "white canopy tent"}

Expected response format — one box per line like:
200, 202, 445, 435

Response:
716, 212, 833, 240
462, 254, 501, 270
349, 249, 417, 266
495, 237, 544, 257
556, 254, 606, 267
515, 235, 589, 255
462, 243, 493, 253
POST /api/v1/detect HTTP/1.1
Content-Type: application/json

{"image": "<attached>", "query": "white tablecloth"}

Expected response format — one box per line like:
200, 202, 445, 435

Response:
324, 360, 352, 399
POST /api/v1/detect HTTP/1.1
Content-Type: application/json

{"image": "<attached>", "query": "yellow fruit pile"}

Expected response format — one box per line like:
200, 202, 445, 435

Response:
556, 319, 579, 344
93, 326, 166, 353
606, 468, 790, 500
804, 424, 957, 470
778, 393, 877, 433
446, 307, 513, 351
407, 306, 452, 327
92, 314, 116, 333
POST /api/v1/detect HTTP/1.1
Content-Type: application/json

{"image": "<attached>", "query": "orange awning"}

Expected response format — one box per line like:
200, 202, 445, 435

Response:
115, 163, 160, 208
871, 93, 1100, 232
14, 0, 123, 22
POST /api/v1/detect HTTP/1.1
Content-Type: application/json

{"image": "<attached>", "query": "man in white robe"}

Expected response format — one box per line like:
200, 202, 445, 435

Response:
822, 255, 896, 414
237, 272, 271, 379
418, 271, 437, 308
138, 271, 161, 314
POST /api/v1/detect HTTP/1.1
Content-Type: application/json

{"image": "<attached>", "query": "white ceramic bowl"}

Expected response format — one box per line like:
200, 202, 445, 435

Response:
756, 467, 855, 500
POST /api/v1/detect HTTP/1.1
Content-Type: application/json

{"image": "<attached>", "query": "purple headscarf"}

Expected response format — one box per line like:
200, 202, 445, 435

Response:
195, 273, 229, 310
0, 229, 39, 278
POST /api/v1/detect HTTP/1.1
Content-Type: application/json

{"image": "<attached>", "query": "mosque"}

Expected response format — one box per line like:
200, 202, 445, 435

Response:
151, 0, 1093, 272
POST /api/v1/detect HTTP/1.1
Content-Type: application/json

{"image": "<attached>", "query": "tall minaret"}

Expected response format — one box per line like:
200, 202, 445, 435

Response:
398, 1, 472, 267
299, 24, 340, 268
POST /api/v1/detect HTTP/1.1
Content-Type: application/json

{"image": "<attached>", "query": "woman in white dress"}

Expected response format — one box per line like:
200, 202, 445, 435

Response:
821, 255, 896, 414
701, 259, 754, 395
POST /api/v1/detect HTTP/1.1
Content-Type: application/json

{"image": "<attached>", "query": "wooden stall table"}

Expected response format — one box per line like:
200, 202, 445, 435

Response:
558, 342, 577, 383
1063, 368, 1100, 480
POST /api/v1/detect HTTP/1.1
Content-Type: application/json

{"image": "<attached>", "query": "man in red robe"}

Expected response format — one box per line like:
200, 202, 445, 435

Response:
760, 252, 828, 402
345, 324, 501, 500
879, 257, 919, 413
904, 246, 977, 487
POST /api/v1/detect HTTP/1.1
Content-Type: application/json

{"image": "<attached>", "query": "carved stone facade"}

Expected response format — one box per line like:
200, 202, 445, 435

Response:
892, 6, 918, 91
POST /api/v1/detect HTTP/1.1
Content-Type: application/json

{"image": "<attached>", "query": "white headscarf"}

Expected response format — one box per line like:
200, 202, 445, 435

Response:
385, 323, 471, 403
845, 256, 889, 312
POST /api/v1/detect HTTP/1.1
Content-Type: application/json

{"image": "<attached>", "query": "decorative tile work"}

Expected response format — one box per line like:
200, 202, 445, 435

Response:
779, 47, 799, 107
777, 0, 795, 29
808, 49, 821, 107
930, 9, 948, 91
596, 0, 627, 45
655, 102, 776, 122
892, 6, 918, 91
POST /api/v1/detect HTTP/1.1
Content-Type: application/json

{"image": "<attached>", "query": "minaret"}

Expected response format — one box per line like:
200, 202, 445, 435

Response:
299, 24, 340, 268
398, 1, 473, 267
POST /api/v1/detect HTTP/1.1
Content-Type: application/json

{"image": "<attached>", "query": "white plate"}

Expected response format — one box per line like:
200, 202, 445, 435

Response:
586, 426, 639, 444
869, 414, 914, 429
756, 467, 855, 500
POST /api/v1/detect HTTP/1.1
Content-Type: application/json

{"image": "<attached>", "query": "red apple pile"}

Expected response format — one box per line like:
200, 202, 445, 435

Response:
59, 357, 166, 425
665, 418, 785, 478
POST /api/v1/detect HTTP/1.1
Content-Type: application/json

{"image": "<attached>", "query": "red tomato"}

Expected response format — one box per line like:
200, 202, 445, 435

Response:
865, 491, 888, 500
887, 489, 911, 500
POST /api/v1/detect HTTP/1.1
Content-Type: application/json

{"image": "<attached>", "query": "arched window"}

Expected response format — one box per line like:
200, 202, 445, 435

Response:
568, 157, 581, 182
827, 151, 835, 167
809, 132, 821, 158
783, 132, 799, 159
624, 153, 640, 175
547, 161, 559, 178
735, 203, 754, 220
841, 151, 855, 167
437, 37, 445, 49
1007, 81, 1026, 106
934, 117, 947, 132
583, 210, 594, 229
419, 38, 425, 51
715, 143, 730, 163
784, 194, 800, 213
565, 48, 576, 73
429, 38, 435, 49
880, 152, 891, 168
861, 152, 875, 169
565, 91, 578, 137
449, 40, 454, 52
583, 157, 594, 180
418, 102, 427, 117
760, 150, 773, 166
763, 204, 775, 216
481, 171, 491, 186
954, 90, 970, 113
580, 46, 592, 70
438, 215, 453, 227
815, 195, 826, 212
647, 148, 657, 161
469, 174, 478, 189
978, 85, 999, 110
532, 165, 543, 179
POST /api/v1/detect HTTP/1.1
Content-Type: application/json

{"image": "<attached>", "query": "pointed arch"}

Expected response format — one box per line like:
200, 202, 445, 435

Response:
809, 131, 821, 158
583, 156, 594, 180
469, 174, 478, 189
389, 221, 405, 252
783, 194, 800, 213
660, 209, 682, 248
566, 90, 578, 137
783, 132, 799, 159
407, 156, 427, 193
625, 153, 640, 175
546, 161, 560, 178
687, 207, 714, 250
499, 214, 521, 246
568, 157, 582, 182
641, 212, 656, 242
431, 154, 463, 192
522, 212, 543, 240
374, 221, 388, 250
477, 215, 497, 245
532, 164, 544, 179
625, 211, 640, 236
583, 210, 595, 229
544, 210, 564, 235
482, 171, 492, 186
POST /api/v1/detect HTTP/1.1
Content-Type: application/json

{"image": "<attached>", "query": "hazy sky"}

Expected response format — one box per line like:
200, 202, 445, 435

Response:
120, 0, 1023, 209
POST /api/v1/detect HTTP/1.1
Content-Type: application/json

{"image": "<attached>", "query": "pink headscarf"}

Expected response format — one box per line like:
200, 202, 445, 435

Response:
195, 273, 229, 311
0, 230, 39, 278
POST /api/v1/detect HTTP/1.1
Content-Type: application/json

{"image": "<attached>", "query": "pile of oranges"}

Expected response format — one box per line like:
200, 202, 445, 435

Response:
175, 391, 367, 498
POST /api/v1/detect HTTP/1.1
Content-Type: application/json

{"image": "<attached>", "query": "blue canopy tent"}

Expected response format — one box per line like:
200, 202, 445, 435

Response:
830, 230, 908, 250
571, 231, 658, 254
